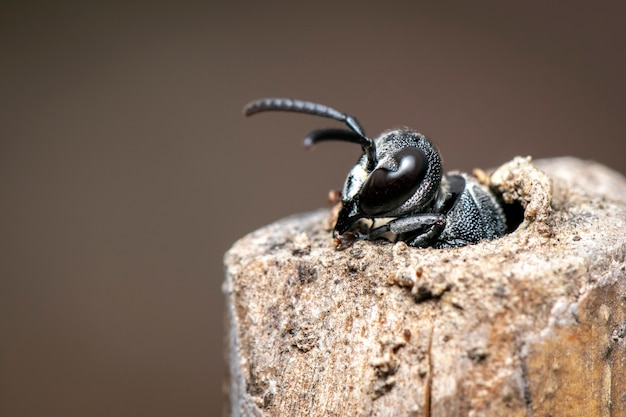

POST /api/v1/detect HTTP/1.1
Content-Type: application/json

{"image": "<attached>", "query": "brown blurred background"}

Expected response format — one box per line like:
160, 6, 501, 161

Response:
1, 1, 624, 416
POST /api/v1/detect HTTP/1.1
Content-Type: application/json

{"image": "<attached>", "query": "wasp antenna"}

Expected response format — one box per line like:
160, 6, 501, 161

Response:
244, 97, 377, 169
304, 128, 371, 149
243, 98, 370, 141
244, 98, 345, 122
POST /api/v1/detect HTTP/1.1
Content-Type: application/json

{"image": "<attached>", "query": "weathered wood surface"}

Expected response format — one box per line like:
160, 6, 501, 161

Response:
223, 157, 626, 417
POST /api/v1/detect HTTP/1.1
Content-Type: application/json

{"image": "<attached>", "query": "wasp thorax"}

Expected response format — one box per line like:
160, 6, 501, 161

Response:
359, 147, 428, 216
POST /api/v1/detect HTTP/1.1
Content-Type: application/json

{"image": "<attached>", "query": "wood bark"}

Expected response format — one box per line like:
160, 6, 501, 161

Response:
223, 157, 626, 417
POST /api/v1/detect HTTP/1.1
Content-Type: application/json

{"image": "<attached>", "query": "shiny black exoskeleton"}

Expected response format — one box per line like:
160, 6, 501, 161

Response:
244, 98, 507, 248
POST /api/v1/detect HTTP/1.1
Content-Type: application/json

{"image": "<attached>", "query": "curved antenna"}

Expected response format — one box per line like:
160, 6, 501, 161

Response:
243, 98, 368, 142
243, 98, 377, 165
303, 128, 370, 149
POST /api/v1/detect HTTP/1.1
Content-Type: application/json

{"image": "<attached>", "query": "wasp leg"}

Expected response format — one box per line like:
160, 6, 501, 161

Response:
435, 239, 470, 248
407, 224, 447, 247
368, 214, 446, 245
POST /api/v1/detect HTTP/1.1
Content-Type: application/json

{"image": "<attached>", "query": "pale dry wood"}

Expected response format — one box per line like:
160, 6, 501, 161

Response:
223, 157, 626, 417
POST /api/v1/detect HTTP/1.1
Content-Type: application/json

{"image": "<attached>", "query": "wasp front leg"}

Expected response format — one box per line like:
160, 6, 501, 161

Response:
367, 213, 446, 247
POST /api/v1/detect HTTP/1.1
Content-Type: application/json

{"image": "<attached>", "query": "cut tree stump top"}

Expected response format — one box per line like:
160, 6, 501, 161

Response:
224, 157, 626, 417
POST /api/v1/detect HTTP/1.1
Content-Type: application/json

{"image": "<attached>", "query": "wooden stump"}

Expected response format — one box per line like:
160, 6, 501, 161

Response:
223, 157, 626, 417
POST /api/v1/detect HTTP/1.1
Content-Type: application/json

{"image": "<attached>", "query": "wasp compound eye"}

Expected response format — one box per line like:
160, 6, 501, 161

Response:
359, 148, 428, 216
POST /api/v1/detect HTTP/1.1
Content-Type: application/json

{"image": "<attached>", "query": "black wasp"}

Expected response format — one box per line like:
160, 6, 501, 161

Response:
244, 98, 507, 248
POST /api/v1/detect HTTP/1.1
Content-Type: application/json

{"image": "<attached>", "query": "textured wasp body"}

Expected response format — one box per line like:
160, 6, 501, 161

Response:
244, 98, 507, 248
